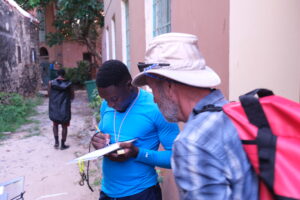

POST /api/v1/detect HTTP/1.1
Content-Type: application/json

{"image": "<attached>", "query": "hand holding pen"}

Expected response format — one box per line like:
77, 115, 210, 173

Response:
91, 126, 110, 150
91, 126, 139, 162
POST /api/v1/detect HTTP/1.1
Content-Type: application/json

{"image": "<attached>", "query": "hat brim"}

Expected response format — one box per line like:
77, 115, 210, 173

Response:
132, 66, 221, 88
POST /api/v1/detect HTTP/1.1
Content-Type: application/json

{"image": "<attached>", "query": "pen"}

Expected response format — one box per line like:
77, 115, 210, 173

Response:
95, 125, 110, 146
95, 125, 100, 133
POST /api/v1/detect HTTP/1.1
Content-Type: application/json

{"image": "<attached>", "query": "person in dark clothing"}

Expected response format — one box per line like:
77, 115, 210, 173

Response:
48, 69, 74, 150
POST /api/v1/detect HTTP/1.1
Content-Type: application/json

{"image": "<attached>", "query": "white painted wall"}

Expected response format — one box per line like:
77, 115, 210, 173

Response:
105, 27, 110, 61
111, 17, 116, 59
230, 0, 300, 102
121, 0, 127, 65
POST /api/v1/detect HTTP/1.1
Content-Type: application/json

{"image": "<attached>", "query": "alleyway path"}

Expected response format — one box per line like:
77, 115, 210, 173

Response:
0, 90, 101, 200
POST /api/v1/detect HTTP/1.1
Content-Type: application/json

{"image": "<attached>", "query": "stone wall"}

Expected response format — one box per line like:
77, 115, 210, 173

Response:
0, 0, 40, 97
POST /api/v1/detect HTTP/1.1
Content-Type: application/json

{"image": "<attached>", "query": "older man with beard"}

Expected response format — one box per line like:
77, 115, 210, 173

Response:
132, 33, 258, 200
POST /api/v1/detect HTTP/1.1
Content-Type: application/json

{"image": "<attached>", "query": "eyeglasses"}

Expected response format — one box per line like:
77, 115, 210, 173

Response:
137, 62, 183, 84
144, 73, 184, 85
137, 62, 170, 72
144, 73, 170, 82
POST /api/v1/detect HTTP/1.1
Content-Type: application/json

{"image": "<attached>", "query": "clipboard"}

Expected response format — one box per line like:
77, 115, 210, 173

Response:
68, 139, 137, 164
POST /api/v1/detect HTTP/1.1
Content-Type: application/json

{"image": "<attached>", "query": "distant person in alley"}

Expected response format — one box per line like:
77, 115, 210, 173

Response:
48, 69, 74, 150
132, 33, 258, 200
92, 60, 179, 200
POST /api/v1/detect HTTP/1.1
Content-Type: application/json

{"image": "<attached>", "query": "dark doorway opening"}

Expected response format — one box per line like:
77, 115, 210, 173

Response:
39, 47, 49, 57
83, 52, 92, 63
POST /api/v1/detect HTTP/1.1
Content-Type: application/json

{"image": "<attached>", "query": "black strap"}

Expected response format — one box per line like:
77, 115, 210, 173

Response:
193, 104, 222, 115
275, 195, 298, 200
241, 140, 256, 145
239, 89, 277, 198
78, 133, 98, 192
242, 88, 274, 98
11, 191, 25, 200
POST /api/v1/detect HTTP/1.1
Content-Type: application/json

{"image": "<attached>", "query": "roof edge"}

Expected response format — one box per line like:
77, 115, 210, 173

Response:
4, 0, 39, 23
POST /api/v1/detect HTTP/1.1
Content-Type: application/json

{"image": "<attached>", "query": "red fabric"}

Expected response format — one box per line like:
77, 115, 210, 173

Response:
223, 95, 300, 200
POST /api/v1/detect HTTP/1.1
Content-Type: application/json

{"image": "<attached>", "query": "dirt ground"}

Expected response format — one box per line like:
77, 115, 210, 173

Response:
0, 90, 101, 200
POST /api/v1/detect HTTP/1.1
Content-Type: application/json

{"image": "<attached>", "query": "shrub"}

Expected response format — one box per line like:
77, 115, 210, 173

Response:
65, 60, 91, 85
0, 92, 42, 138
89, 88, 102, 123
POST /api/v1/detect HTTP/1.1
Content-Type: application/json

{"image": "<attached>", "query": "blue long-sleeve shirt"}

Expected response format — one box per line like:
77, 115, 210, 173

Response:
172, 89, 258, 200
99, 89, 179, 198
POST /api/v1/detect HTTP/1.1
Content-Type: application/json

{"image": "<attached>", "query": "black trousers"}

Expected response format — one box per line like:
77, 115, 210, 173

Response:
99, 184, 162, 200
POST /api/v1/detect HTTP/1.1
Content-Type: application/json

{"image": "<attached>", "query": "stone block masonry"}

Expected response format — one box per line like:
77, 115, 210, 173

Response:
0, 0, 40, 97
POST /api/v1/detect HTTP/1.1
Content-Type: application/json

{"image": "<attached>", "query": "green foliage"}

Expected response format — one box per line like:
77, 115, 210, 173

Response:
0, 92, 42, 136
46, 0, 104, 64
46, 32, 65, 47
89, 89, 102, 123
15, 0, 54, 10
65, 61, 91, 85
93, 177, 101, 187
16, 0, 103, 66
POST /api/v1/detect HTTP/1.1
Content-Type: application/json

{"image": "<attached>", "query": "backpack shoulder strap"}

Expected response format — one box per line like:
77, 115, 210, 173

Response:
193, 104, 222, 115
239, 89, 277, 196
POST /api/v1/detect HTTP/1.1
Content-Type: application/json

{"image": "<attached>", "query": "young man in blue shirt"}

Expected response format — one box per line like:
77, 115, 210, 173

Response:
132, 33, 258, 200
92, 60, 179, 200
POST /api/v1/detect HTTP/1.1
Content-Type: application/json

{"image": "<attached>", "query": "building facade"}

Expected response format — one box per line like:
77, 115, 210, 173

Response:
38, 2, 102, 70
102, 0, 300, 199
102, 0, 300, 102
0, 0, 40, 96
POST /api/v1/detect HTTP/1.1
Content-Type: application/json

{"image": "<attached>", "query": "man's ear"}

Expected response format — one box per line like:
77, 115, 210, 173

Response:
126, 79, 133, 89
161, 81, 172, 96
165, 81, 178, 100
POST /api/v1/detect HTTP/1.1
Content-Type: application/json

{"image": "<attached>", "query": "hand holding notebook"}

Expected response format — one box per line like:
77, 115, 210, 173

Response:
68, 139, 137, 164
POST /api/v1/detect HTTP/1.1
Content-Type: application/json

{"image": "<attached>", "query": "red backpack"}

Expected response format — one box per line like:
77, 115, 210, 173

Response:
201, 89, 300, 200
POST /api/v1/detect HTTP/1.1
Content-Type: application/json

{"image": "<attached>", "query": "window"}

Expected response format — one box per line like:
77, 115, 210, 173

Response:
37, 9, 46, 42
121, 0, 131, 69
31, 48, 36, 63
17, 46, 21, 63
105, 27, 110, 60
83, 52, 92, 63
153, 0, 171, 37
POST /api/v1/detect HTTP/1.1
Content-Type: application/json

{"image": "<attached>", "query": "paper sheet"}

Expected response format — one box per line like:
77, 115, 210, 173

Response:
68, 139, 136, 164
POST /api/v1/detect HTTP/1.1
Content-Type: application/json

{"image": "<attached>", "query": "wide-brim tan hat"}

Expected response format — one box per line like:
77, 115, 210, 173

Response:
132, 32, 221, 88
